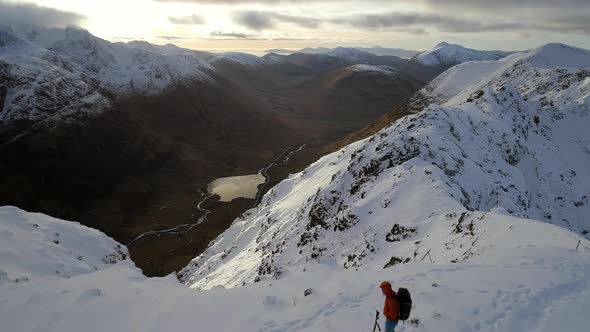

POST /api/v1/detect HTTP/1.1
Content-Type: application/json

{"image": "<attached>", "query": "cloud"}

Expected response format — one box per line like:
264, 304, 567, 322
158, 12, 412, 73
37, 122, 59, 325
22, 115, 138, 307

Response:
333, 13, 515, 33
234, 11, 273, 30
231, 9, 590, 35
338, 11, 590, 34
422, 0, 590, 10
157, 0, 590, 37
234, 11, 320, 31
156, 0, 387, 3
0, 0, 85, 28
210, 31, 258, 39
168, 14, 206, 25
157, 0, 589, 8
157, 35, 191, 40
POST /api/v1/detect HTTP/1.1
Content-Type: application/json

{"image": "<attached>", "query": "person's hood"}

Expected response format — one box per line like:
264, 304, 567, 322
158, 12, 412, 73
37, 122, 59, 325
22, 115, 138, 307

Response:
380, 281, 395, 297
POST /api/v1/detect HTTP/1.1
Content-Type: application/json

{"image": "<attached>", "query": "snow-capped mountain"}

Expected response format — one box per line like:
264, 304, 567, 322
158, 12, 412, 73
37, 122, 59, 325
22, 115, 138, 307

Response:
179, 43, 590, 290
415, 42, 515, 67
0, 26, 215, 128
266, 46, 420, 59
13, 26, 214, 93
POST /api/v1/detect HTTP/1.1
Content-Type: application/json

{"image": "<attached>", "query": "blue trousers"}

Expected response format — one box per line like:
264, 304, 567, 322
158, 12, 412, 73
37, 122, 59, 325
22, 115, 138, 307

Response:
385, 319, 398, 332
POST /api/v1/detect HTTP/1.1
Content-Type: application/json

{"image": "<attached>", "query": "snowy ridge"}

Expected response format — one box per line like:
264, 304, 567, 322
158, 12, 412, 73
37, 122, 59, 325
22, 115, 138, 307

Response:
325, 47, 373, 58
416, 41, 515, 67
210, 52, 278, 66
180, 43, 590, 290
350, 64, 397, 75
0, 206, 127, 284
268, 46, 419, 58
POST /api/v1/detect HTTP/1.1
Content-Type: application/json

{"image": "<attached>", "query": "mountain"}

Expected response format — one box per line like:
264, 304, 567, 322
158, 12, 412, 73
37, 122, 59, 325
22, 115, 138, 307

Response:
179, 43, 590, 290
352, 46, 420, 58
281, 64, 423, 133
0, 26, 216, 138
0, 26, 432, 276
2, 43, 590, 332
265, 46, 420, 59
415, 42, 515, 67
0, 26, 302, 276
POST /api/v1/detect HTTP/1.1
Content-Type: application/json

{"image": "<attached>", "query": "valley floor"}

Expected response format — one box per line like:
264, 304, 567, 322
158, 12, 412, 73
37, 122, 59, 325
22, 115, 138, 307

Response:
2, 245, 589, 332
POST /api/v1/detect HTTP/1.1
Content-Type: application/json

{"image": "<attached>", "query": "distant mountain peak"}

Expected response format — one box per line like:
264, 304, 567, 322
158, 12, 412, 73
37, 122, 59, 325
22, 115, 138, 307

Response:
435, 41, 451, 48
416, 42, 515, 67
525, 42, 590, 69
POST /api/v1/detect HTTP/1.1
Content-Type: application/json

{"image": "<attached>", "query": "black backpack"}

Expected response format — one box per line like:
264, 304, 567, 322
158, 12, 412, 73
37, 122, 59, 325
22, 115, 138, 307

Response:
397, 288, 412, 321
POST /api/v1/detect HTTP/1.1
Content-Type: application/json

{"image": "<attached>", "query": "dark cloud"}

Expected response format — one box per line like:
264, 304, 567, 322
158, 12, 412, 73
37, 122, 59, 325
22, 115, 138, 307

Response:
157, 0, 590, 8
234, 11, 320, 30
168, 14, 205, 25
334, 13, 520, 33
339, 12, 590, 34
234, 11, 274, 30
422, 0, 590, 10
231, 9, 590, 35
157, 0, 589, 37
0, 0, 85, 28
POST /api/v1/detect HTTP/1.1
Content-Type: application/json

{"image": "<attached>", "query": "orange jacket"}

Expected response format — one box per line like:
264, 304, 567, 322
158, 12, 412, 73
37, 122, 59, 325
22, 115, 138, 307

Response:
380, 281, 399, 321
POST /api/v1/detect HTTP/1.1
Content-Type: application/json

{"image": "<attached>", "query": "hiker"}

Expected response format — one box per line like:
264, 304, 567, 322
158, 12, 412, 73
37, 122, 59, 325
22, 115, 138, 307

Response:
380, 281, 399, 332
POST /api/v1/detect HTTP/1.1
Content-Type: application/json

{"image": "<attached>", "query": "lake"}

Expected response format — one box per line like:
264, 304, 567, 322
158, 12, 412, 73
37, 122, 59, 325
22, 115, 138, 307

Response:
207, 173, 266, 202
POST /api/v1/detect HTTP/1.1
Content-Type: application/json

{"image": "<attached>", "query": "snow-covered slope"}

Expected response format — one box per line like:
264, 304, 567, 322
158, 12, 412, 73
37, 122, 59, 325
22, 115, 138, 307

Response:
180, 43, 590, 290
416, 42, 515, 67
0, 206, 127, 284
1, 224, 589, 331
350, 64, 398, 75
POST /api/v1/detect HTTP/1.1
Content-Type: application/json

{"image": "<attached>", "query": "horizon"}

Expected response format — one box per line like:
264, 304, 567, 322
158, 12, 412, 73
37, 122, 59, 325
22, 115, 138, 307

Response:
0, 0, 588, 55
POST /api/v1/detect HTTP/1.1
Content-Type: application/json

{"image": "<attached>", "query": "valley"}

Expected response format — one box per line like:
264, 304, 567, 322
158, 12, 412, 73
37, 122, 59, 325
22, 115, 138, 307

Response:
0, 26, 437, 275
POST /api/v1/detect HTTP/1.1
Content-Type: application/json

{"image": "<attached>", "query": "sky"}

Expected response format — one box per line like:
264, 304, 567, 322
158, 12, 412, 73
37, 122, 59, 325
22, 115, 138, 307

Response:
1, 0, 589, 54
